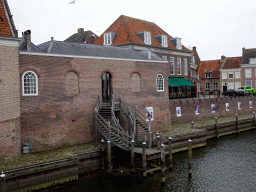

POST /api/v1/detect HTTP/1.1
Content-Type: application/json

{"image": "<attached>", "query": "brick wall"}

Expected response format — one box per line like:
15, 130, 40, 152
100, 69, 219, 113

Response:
0, 43, 21, 159
19, 54, 170, 151
170, 96, 256, 125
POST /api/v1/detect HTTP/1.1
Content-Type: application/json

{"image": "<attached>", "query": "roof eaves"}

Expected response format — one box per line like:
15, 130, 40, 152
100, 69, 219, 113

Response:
116, 42, 191, 53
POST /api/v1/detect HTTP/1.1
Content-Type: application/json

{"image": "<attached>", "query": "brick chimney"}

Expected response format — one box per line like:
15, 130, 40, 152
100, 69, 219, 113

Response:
221, 55, 226, 61
24, 30, 31, 52
193, 46, 196, 51
78, 28, 84, 34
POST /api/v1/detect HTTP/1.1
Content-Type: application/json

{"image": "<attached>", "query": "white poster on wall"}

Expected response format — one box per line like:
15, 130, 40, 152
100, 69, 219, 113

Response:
195, 105, 199, 115
176, 107, 181, 117
225, 103, 229, 111
249, 101, 253, 108
211, 104, 215, 113
145, 107, 153, 121
238, 102, 241, 110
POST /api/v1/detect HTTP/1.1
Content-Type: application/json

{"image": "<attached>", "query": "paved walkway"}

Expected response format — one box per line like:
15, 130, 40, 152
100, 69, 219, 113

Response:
0, 113, 254, 171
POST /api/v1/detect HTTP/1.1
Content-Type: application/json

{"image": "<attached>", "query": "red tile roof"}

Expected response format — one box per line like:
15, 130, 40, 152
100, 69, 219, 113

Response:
222, 57, 242, 69
94, 15, 190, 52
198, 60, 222, 78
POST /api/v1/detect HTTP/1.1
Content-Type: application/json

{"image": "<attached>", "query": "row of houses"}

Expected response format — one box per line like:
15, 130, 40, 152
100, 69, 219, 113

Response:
197, 48, 256, 94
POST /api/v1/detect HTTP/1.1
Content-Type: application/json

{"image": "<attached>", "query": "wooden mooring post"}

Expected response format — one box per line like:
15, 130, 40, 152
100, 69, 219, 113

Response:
142, 139, 147, 177
236, 113, 240, 133
107, 139, 112, 173
0, 171, 6, 192
101, 138, 105, 171
188, 138, 192, 177
254, 112, 256, 126
161, 143, 166, 184
215, 117, 219, 138
131, 138, 135, 173
156, 132, 160, 149
168, 137, 172, 170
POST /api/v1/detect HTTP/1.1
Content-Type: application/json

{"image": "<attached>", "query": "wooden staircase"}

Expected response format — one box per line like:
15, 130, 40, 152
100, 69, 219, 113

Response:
95, 95, 152, 151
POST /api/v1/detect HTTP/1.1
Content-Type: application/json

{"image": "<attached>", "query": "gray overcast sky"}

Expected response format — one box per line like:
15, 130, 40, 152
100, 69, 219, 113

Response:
7, 0, 256, 61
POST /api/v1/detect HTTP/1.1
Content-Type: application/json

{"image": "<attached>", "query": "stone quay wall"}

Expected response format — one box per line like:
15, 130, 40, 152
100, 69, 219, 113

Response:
170, 96, 256, 125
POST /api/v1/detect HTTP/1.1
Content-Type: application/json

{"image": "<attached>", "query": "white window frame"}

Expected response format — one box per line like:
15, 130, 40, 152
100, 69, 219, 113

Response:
235, 81, 241, 89
144, 32, 151, 45
104, 33, 112, 45
205, 73, 212, 78
245, 80, 252, 87
235, 71, 240, 79
222, 72, 227, 79
228, 71, 234, 79
184, 58, 188, 75
255, 68, 256, 77
156, 74, 164, 92
213, 82, 218, 90
205, 83, 210, 91
177, 58, 181, 75
161, 35, 167, 47
229, 82, 234, 89
176, 38, 182, 50
170, 57, 174, 75
245, 69, 252, 78
162, 56, 167, 61
22, 71, 38, 96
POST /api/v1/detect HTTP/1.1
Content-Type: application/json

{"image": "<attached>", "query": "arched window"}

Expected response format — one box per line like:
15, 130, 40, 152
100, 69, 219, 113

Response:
156, 74, 164, 92
131, 73, 140, 92
66, 71, 79, 95
22, 71, 38, 96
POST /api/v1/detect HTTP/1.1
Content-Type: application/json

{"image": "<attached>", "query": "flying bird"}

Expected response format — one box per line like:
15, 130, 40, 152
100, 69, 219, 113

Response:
69, 0, 75, 4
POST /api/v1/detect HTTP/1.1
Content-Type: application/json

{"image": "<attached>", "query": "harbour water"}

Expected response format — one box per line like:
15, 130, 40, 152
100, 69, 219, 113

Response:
40, 129, 256, 192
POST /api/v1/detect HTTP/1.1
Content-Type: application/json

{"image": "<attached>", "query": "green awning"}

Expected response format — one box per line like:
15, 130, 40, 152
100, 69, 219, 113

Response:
168, 77, 195, 87
168, 78, 181, 86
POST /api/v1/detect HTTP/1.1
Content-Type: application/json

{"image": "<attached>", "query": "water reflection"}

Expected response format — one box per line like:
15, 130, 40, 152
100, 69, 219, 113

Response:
40, 130, 256, 192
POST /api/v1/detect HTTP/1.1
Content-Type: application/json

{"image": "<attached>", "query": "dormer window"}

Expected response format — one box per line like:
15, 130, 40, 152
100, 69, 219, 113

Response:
104, 32, 116, 45
205, 72, 212, 78
154, 35, 167, 47
144, 32, 151, 45
170, 37, 182, 50
161, 35, 167, 47
137, 31, 151, 45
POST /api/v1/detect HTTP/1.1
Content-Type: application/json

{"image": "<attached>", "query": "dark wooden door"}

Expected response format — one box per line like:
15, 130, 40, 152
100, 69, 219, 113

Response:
102, 72, 111, 101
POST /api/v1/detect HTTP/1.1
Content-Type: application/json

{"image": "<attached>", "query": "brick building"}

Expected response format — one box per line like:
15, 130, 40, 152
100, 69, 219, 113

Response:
82, 15, 197, 98
197, 57, 223, 93
0, 0, 21, 159
241, 48, 256, 88
19, 36, 171, 151
219, 56, 242, 93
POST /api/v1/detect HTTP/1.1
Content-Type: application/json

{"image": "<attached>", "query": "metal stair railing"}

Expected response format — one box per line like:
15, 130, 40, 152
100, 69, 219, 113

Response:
95, 95, 102, 144
121, 100, 152, 148
111, 95, 132, 147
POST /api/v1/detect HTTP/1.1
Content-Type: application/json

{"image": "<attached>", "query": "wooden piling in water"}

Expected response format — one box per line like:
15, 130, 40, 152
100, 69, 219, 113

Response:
191, 121, 194, 129
107, 140, 112, 173
254, 112, 256, 126
159, 132, 163, 147
101, 138, 105, 171
161, 143, 166, 184
188, 139, 192, 176
142, 139, 147, 177
215, 117, 219, 138
168, 137, 172, 170
131, 139, 135, 173
236, 113, 240, 133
